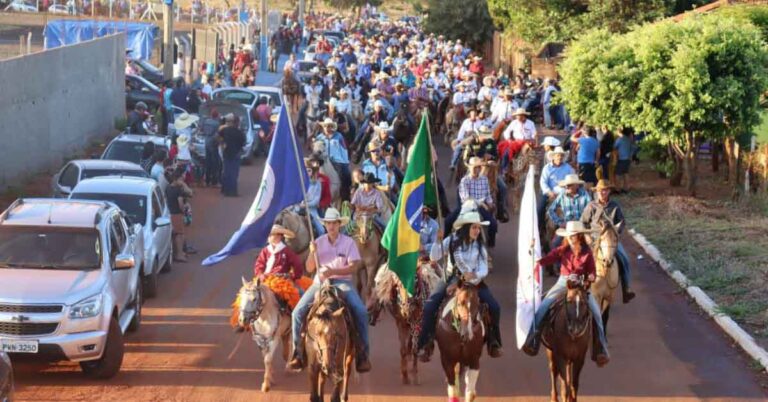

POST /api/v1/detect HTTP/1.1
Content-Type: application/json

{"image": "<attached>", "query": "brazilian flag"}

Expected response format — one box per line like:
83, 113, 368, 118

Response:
381, 114, 437, 295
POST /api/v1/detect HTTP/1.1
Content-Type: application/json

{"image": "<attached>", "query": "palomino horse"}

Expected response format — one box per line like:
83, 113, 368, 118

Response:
306, 281, 356, 402
371, 262, 444, 385
436, 280, 486, 402
234, 277, 290, 392
542, 276, 593, 402
344, 207, 388, 302
274, 208, 312, 262
311, 139, 342, 206
590, 214, 622, 333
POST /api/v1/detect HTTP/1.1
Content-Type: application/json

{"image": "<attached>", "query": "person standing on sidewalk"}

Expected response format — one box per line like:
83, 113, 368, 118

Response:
217, 114, 246, 197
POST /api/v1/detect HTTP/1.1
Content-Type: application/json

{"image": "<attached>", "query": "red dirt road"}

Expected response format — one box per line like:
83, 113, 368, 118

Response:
10, 144, 768, 401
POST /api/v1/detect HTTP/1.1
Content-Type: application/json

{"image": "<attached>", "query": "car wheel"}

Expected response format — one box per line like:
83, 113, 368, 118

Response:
128, 278, 142, 332
161, 249, 172, 273
80, 316, 124, 379
242, 146, 255, 165
143, 262, 158, 298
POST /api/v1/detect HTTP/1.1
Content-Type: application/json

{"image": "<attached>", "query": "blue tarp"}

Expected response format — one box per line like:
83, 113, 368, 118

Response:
44, 20, 158, 60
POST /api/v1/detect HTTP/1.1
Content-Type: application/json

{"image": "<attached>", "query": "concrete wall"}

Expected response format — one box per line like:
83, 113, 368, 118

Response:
0, 34, 125, 189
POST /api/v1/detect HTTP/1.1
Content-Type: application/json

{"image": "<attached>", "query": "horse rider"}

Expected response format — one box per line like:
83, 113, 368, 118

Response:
344, 74, 363, 103
452, 81, 474, 110
522, 220, 610, 367
419, 204, 440, 261
335, 88, 353, 115
490, 87, 520, 128
477, 75, 498, 108
502, 107, 538, 144
539, 146, 575, 229
301, 157, 327, 237
350, 172, 388, 232
355, 98, 390, 150
304, 75, 325, 124
450, 106, 484, 170
547, 174, 592, 251
251, 224, 310, 306
315, 118, 353, 201
391, 83, 414, 126
364, 89, 394, 118
580, 179, 635, 303
361, 142, 397, 199
417, 206, 503, 360
446, 157, 499, 248
288, 208, 372, 373
469, 126, 509, 223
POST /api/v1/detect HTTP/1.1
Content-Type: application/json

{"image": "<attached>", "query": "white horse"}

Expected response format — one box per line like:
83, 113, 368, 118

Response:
235, 277, 290, 392
311, 138, 342, 206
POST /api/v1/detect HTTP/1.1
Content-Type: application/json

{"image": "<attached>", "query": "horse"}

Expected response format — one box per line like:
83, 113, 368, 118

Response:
435, 280, 486, 402
311, 139, 342, 206
306, 281, 356, 402
349, 100, 364, 124
344, 207, 387, 302
371, 261, 444, 385
541, 276, 593, 402
590, 213, 622, 333
274, 208, 312, 262
233, 277, 290, 393
443, 104, 464, 145
435, 93, 452, 140
504, 142, 541, 212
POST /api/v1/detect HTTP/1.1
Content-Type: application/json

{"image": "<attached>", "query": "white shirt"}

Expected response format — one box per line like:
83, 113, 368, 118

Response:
456, 118, 483, 143
477, 86, 497, 104
491, 99, 520, 125
452, 91, 474, 106
503, 118, 537, 141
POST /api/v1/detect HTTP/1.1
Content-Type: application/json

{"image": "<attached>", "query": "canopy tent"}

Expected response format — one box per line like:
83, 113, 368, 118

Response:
44, 20, 158, 60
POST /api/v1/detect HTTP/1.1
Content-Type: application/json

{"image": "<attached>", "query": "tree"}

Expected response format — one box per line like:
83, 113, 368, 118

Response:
423, 0, 494, 49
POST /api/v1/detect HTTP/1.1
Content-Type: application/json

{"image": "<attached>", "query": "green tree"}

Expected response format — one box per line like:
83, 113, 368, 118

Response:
423, 0, 494, 49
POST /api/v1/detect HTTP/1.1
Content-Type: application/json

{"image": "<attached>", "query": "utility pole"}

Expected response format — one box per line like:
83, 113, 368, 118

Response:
299, 0, 304, 28
163, 0, 175, 80
260, 0, 267, 71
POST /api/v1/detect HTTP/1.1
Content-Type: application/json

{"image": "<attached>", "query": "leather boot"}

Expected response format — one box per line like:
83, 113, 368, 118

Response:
521, 328, 540, 356
591, 321, 610, 367
286, 345, 305, 372
622, 286, 636, 304
487, 326, 503, 358
418, 341, 434, 362
355, 351, 372, 373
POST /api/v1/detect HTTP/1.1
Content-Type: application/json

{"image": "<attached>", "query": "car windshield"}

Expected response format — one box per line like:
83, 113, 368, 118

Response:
102, 141, 168, 163
81, 168, 148, 180
71, 193, 147, 226
0, 227, 101, 270
213, 90, 256, 106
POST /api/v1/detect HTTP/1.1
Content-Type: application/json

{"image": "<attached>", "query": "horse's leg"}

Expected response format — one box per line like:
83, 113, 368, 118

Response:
602, 305, 611, 338
546, 349, 559, 402
330, 379, 342, 402
398, 322, 410, 385
441, 356, 459, 402
565, 361, 574, 402
571, 358, 585, 402
411, 333, 419, 386
317, 371, 327, 402
464, 366, 480, 402
281, 323, 291, 362
309, 363, 321, 402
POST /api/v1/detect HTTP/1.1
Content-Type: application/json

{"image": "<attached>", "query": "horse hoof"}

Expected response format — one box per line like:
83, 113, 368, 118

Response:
261, 383, 270, 393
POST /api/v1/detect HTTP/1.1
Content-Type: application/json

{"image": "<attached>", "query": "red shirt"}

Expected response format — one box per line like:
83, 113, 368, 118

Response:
253, 245, 304, 279
318, 173, 332, 209
539, 245, 596, 278
498, 139, 527, 160
469, 61, 485, 76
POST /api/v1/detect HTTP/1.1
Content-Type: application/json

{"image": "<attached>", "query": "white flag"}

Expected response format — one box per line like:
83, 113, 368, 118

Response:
516, 165, 543, 349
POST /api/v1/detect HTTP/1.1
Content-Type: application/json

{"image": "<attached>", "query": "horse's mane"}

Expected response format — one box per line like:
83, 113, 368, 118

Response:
372, 262, 444, 304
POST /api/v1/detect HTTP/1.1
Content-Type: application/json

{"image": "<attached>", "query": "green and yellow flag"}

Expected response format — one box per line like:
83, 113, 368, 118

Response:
381, 114, 437, 295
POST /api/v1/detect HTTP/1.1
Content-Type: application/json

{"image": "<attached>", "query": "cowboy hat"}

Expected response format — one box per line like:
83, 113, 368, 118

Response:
594, 179, 615, 191
321, 208, 350, 225
559, 174, 585, 187
224, 113, 236, 122
174, 113, 199, 130
176, 134, 190, 147
320, 118, 338, 130
360, 172, 381, 184
555, 221, 596, 238
367, 141, 383, 152
369, 88, 381, 97
541, 136, 561, 148
466, 156, 485, 168
546, 146, 567, 160
375, 121, 391, 132
477, 125, 493, 139
377, 72, 390, 80
270, 224, 296, 239
304, 153, 324, 168
453, 209, 490, 230
511, 108, 530, 117
482, 75, 496, 86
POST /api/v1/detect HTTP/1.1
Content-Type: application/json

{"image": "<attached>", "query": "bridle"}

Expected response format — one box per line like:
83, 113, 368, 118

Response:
240, 284, 277, 351
307, 288, 349, 382
564, 277, 591, 340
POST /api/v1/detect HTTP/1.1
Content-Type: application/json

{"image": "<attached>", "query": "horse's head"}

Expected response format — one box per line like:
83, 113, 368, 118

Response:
595, 214, 621, 268
564, 277, 591, 341
454, 279, 481, 341
312, 139, 328, 159
237, 276, 265, 328
308, 281, 348, 381
353, 213, 373, 244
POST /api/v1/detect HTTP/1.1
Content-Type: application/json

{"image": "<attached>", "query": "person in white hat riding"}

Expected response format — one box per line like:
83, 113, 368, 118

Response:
452, 81, 474, 107
314, 118, 352, 201
547, 174, 592, 250
361, 141, 396, 196
502, 107, 538, 143
490, 87, 520, 127
288, 208, 372, 373
417, 206, 503, 360
447, 157, 498, 247
451, 106, 484, 170
522, 221, 610, 367
539, 146, 575, 224
364, 89, 393, 118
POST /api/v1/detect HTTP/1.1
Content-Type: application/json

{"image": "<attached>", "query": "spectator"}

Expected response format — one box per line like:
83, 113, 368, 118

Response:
613, 129, 633, 193
573, 127, 600, 187
217, 113, 246, 197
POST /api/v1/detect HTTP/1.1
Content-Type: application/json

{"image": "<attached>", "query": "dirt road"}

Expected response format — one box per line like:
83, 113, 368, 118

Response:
11, 144, 768, 401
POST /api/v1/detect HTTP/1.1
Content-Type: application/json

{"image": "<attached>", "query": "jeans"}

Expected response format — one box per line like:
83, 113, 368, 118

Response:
617, 242, 631, 289
204, 146, 222, 186
543, 103, 553, 128
537, 193, 549, 231
496, 177, 508, 217
309, 208, 326, 236
291, 279, 370, 356
532, 276, 608, 352
450, 145, 463, 168
445, 205, 497, 246
221, 157, 241, 196
333, 162, 352, 201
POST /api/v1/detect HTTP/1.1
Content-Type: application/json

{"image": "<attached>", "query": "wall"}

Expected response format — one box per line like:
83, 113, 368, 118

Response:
0, 34, 125, 189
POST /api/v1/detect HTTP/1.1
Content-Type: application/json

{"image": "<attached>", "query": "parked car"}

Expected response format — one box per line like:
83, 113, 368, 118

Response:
3, 0, 37, 12
0, 353, 12, 402
125, 74, 161, 111
52, 160, 149, 198
70, 177, 172, 298
0, 198, 143, 379
101, 134, 170, 165
247, 85, 283, 114
129, 59, 164, 86
303, 44, 316, 62
47, 4, 71, 14
192, 99, 258, 163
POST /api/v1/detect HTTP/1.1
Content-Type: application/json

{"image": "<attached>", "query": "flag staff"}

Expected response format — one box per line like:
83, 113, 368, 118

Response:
423, 109, 447, 280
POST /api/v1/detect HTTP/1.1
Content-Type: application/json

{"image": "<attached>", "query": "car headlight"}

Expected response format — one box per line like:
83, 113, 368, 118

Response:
69, 294, 104, 319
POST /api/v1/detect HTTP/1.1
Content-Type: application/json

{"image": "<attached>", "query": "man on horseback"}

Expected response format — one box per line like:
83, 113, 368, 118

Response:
450, 106, 483, 171
364, 89, 394, 118
288, 208, 372, 373
490, 88, 520, 128
580, 180, 635, 303
446, 157, 499, 247
361, 142, 397, 197
547, 174, 592, 251
539, 146, 575, 231
522, 221, 610, 367
302, 157, 327, 237
315, 119, 353, 201
417, 207, 503, 359
350, 172, 388, 232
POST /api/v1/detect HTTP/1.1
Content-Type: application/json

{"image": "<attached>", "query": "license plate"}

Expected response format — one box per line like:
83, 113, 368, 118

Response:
0, 339, 38, 353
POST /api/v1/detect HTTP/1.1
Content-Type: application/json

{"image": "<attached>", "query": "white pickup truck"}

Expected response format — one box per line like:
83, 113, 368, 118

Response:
0, 198, 144, 379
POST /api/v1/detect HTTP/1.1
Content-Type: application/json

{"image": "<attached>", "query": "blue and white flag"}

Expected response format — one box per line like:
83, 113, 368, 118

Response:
203, 105, 308, 266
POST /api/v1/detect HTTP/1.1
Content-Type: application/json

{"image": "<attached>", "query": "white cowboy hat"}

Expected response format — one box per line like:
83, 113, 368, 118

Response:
511, 108, 530, 117
559, 174, 585, 187
325, 97, 338, 107
176, 134, 190, 147
477, 125, 493, 138
321, 208, 350, 225
482, 75, 496, 87
320, 118, 338, 130
374, 99, 385, 108
369, 88, 381, 97
347, 63, 358, 71
541, 136, 561, 148
375, 121, 391, 132
453, 209, 490, 230
466, 156, 485, 168
270, 224, 296, 239
555, 221, 597, 237
377, 72, 390, 80
174, 113, 199, 130
546, 146, 567, 160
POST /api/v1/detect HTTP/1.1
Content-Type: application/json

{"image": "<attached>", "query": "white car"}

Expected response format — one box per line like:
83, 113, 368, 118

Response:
70, 177, 172, 298
3, 0, 37, 12
51, 160, 150, 199
303, 44, 316, 62
47, 4, 71, 14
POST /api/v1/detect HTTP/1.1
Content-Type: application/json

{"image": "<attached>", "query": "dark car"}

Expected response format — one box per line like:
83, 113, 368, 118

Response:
126, 74, 161, 111
0, 352, 11, 402
130, 59, 164, 85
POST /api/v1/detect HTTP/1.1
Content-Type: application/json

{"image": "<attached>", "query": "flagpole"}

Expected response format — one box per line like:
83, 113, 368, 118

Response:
423, 108, 447, 279
283, 97, 321, 271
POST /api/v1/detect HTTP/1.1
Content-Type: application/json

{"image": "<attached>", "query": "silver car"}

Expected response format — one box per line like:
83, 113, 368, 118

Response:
193, 99, 258, 163
0, 199, 144, 379
51, 160, 149, 198
0, 352, 11, 402
70, 177, 172, 298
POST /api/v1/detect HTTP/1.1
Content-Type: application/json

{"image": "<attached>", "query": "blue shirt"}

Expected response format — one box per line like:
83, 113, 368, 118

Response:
314, 132, 349, 164
543, 85, 557, 106
392, 92, 410, 113
361, 158, 395, 188
548, 188, 592, 227
577, 137, 599, 164
614, 136, 632, 161
420, 217, 439, 252
540, 162, 576, 196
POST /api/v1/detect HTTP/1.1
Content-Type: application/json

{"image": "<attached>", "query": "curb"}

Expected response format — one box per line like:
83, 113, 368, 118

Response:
629, 228, 768, 373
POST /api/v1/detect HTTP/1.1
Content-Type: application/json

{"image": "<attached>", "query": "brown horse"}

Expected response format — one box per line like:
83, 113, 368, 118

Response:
505, 143, 542, 212
371, 262, 444, 385
435, 280, 486, 402
306, 281, 356, 402
274, 209, 312, 263
590, 215, 622, 332
443, 104, 464, 145
542, 277, 593, 402
346, 211, 386, 302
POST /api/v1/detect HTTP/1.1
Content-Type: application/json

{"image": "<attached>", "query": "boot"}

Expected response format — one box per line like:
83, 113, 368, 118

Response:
487, 326, 503, 358
521, 327, 541, 356
286, 345, 305, 372
591, 322, 610, 367
355, 351, 372, 373
622, 286, 636, 304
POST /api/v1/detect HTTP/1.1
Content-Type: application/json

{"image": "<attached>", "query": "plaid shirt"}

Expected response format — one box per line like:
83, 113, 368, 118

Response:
459, 175, 493, 206
548, 187, 591, 227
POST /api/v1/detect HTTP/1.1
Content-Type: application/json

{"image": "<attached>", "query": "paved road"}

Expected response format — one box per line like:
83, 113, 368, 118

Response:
10, 139, 768, 401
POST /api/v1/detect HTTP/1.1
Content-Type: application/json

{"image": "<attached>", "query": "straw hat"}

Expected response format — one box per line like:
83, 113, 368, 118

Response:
321, 208, 350, 225
176, 134, 190, 147
452, 209, 490, 230
502, 87, 515, 97
347, 63, 358, 71
174, 113, 199, 130
320, 118, 338, 131
466, 156, 485, 168
511, 108, 530, 117
559, 174, 585, 187
270, 224, 295, 239
369, 88, 381, 97
594, 179, 615, 191
477, 125, 493, 140
541, 136, 561, 148
546, 146, 567, 162
555, 221, 596, 238
367, 141, 383, 152
375, 121, 391, 132
482, 75, 496, 87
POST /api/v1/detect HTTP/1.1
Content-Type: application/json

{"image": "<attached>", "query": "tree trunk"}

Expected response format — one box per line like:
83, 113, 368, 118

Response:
668, 144, 683, 187
711, 141, 719, 173
684, 131, 697, 197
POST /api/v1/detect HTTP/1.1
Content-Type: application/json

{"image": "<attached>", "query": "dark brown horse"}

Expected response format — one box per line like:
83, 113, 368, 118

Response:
435, 280, 486, 402
541, 277, 593, 402
306, 282, 356, 402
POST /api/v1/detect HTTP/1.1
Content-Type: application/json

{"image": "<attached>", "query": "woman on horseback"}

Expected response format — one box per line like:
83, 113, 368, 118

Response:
350, 172, 387, 231
416, 208, 503, 360
521, 221, 610, 367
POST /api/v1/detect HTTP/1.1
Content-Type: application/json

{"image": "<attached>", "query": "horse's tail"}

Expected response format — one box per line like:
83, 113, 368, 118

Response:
373, 263, 399, 304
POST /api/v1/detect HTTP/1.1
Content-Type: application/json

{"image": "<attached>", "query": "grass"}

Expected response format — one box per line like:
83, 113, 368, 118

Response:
755, 110, 768, 146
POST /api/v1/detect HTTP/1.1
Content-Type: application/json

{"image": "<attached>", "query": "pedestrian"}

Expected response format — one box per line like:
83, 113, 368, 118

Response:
613, 129, 633, 193
166, 167, 193, 263
139, 141, 156, 173
572, 127, 600, 187
217, 113, 246, 197
202, 111, 222, 187
150, 149, 169, 189
127, 102, 149, 135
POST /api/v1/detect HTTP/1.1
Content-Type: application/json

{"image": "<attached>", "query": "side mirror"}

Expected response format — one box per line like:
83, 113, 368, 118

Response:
154, 217, 171, 228
58, 185, 71, 197
114, 253, 135, 270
